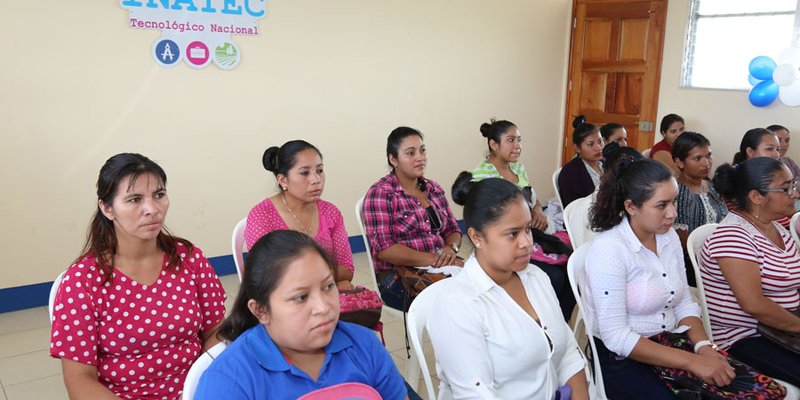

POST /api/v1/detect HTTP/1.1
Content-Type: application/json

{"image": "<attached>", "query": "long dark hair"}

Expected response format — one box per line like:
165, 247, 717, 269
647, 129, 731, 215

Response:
262, 140, 322, 177
386, 126, 424, 169
572, 115, 599, 147
713, 157, 786, 212
217, 230, 337, 342
659, 113, 684, 136
732, 128, 776, 164
590, 158, 673, 231
451, 173, 525, 234
77, 153, 191, 283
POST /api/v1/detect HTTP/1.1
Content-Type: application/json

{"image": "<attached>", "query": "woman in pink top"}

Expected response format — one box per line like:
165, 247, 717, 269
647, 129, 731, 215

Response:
50, 153, 226, 400
245, 140, 355, 290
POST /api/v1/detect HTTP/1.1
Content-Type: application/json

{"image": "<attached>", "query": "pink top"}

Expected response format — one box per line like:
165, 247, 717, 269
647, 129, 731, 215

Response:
50, 243, 226, 400
700, 212, 800, 349
245, 198, 355, 273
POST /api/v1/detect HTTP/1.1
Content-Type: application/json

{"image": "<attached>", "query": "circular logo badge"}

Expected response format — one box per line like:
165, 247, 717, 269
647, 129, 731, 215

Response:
185, 41, 211, 69
152, 39, 181, 67
213, 42, 241, 70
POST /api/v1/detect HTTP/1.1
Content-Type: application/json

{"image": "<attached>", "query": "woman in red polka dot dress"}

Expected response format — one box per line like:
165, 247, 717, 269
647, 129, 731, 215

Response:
49, 153, 226, 400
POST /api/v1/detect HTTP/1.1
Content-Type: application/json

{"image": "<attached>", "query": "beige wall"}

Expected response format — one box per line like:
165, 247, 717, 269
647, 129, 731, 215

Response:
658, 0, 800, 163
0, 0, 572, 288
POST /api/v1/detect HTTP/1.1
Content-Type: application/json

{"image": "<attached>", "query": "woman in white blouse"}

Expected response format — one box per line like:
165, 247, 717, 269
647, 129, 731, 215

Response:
585, 158, 734, 399
427, 173, 589, 400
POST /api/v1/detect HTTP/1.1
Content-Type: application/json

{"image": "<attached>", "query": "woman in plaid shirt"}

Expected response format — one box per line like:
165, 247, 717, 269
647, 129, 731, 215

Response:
362, 127, 463, 310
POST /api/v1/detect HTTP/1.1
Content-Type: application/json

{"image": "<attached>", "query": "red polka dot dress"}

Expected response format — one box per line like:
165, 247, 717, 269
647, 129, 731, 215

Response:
50, 243, 226, 400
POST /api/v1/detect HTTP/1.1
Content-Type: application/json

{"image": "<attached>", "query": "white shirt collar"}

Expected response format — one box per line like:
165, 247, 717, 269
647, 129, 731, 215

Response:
617, 216, 671, 255
462, 254, 535, 295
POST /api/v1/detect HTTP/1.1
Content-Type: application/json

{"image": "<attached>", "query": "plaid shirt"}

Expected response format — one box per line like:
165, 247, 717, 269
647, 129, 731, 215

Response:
362, 172, 460, 272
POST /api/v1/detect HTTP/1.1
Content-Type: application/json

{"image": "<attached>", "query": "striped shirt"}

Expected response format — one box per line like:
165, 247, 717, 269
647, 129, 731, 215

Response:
361, 173, 460, 272
700, 211, 800, 349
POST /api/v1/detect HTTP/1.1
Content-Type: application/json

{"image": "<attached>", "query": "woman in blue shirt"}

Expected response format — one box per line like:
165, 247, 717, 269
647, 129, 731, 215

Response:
194, 230, 408, 400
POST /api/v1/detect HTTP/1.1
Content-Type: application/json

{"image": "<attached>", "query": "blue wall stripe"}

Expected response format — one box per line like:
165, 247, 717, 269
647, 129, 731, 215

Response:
1, 234, 371, 314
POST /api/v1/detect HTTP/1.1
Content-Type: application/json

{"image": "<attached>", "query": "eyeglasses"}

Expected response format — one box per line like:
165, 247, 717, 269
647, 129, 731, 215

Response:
762, 180, 800, 196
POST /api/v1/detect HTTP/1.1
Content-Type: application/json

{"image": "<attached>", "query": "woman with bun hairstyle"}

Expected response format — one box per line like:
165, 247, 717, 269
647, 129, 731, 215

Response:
362, 127, 463, 310
585, 158, 736, 399
194, 231, 409, 400
557, 116, 605, 208
700, 157, 800, 386
471, 119, 548, 231
671, 132, 727, 286
427, 174, 589, 400
732, 128, 780, 165
245, 140, 355, 290
650, 113, 685, 175
50, 153, 226, 400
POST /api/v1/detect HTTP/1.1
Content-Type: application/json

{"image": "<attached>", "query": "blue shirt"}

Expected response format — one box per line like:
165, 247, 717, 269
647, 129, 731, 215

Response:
194, 322, 407, 400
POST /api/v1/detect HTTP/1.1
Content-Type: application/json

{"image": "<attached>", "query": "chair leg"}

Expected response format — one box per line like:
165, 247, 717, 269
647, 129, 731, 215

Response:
406, 350, 421, 391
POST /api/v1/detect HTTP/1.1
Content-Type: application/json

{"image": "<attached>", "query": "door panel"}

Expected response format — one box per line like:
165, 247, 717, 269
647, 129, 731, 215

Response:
562, 0, 667, 163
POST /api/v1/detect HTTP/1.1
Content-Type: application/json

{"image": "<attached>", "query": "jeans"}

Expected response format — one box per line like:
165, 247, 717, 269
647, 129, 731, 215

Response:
728, 335, 800, 387
593, 337, 678, 399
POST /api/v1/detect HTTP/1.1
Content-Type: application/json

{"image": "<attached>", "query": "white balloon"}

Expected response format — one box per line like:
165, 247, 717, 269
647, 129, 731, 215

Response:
778, 47, 800, 66
773, 63, 798, 86
779, 80, 800, 107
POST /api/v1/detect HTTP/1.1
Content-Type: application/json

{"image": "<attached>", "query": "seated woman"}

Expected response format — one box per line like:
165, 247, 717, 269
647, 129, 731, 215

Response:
701, 157, 800, 386
650, 113, 685, 175
245, 140, 354, 290
362, 127, 463, 310
769, 124, 800, 179
558, 116, 604, 208
50, 153, 226, 400
194, 230, 408, 399
471, 119, 548, 231
585, 158, 736, 399
729, 128, 790, 228
671, 132, 727, 286
600, 122, 628, 147
427, 175, 589, 399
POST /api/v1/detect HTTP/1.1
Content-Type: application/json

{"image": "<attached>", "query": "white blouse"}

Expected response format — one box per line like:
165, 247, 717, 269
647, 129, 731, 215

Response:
428, 257, 586, 399
584, 217, 701, 357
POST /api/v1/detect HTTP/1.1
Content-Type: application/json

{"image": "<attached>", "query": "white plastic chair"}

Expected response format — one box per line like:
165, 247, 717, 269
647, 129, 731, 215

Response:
48, 270, 67, 324
790, 212, 800, 248
552, 167, 563, 208
355, 196, 421, 388
688, 224, 800, 399
182, 341, 228, 400
407, 278, 457, 400
566, 243, 609, 400
641, 147, 652, 158
231, 218, 247, 282
562, 194, 595, 250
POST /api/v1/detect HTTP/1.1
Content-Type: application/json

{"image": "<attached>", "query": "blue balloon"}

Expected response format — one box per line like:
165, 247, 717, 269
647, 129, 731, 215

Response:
749, 79, 779, 107
748, 74, 761, 86
749, 56, 777, 80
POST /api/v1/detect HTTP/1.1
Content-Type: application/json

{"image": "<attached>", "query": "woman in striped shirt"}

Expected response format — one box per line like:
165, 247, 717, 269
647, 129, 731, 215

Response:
701, 157, 800, 386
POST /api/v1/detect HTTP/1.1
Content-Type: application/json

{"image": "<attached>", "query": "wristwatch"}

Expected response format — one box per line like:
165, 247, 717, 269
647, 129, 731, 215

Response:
693, 339, 719, 354
448, 243, 460, 253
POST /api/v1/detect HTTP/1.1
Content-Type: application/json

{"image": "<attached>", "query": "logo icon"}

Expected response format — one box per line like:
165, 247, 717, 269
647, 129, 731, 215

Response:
153, 39, 181, 67
214, 42, 240, 70
185, 41, 211, 68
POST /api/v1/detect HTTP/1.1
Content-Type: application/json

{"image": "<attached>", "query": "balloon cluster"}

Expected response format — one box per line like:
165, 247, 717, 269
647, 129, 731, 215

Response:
748, 48, 800, 107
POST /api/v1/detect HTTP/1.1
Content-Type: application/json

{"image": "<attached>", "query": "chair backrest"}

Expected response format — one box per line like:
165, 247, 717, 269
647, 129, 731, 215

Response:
642, 147, 652, 158
552, 167, 563, 208
354, 196, 382, 294
407, 278, 456, 400
231, 218, 247, 282
563, 194, 595, 249
566, 242, 608, 400
48, 270, 67, 324
182, 341, 228, 400
790, 212, 800, 247
686, 223, 719, 340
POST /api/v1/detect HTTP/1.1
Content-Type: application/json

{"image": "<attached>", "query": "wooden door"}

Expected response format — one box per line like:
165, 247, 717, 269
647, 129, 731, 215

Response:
561, 0, 668, 164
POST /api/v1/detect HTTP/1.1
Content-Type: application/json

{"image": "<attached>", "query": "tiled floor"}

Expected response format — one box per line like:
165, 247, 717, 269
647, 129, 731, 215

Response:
0, 252, 437, 399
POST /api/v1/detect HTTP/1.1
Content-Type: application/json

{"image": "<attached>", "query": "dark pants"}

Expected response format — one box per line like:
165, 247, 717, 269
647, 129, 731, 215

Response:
594, 337, 678, 399
728, 336, 800, 387
377, 270, 411, 312
404, 380, 423, 400
535, 261, 577, 321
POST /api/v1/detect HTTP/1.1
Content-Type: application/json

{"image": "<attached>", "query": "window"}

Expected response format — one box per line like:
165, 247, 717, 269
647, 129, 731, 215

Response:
682, 0, 800, 90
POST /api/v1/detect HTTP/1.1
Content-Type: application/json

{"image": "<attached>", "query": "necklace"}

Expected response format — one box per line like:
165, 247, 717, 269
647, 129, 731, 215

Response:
281, 193, 316, 235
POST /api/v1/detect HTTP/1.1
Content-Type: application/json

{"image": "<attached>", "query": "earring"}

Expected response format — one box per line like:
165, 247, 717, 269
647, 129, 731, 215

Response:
475, 243, 481, 248
282, 186, 287, 191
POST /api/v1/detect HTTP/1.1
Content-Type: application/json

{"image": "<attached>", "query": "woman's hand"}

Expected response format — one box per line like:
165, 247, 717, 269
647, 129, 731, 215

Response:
531, 209, 548, 231
687, 353, 735, 387
336, 280, 354, 291
432, 247, 458, 267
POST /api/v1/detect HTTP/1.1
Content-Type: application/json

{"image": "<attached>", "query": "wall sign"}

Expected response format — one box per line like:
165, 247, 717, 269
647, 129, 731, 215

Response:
120, 0, 267, 70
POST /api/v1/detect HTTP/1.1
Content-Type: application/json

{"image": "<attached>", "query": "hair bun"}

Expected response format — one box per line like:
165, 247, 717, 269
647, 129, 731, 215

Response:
451, 171, 476, 206
262, 146, 280, 172
479, 122, 493, 138
572, 115, 587, 129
